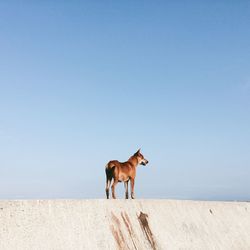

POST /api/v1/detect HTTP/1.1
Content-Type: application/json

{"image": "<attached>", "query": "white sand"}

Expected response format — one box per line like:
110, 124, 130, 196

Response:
0, 199, 250, 250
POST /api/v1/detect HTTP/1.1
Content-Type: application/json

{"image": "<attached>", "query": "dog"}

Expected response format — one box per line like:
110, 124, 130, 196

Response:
105, 149, 149, 199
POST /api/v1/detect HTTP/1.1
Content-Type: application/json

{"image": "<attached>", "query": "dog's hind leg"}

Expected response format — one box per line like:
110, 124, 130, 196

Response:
111, 179, 118, 199
105, 178, 111, 199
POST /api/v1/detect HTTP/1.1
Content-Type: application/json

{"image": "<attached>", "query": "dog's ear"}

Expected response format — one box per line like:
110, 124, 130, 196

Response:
136, 148, 141, 154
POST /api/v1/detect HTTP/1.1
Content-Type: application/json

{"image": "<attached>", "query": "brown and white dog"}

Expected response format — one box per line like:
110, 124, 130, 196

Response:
105, 149, 149, 199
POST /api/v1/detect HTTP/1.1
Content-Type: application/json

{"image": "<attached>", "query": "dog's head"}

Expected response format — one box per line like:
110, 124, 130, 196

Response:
134, 149, 149, 166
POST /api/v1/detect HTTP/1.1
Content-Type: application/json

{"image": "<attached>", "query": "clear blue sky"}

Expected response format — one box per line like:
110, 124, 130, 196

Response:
0, 1, 249, 200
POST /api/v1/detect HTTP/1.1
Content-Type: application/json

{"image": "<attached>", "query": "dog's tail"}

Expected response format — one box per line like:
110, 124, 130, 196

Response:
105, 161, 116, 170
105, 161, 115, 178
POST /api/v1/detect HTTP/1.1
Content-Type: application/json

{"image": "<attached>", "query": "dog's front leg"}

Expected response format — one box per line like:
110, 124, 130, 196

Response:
124, 181, 129, 199
130, 178, 135, 199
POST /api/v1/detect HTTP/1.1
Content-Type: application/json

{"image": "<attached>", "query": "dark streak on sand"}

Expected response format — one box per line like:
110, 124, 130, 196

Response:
138, 212, 157, 250
110, 212, 130, 250
110, 211, 157, 250
121, 212, 138, 250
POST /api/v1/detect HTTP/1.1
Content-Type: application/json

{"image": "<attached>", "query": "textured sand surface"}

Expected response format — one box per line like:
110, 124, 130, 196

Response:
0, 199, 250, 250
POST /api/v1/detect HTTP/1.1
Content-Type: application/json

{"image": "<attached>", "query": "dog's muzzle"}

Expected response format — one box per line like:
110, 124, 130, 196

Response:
141, 160, 149, 166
